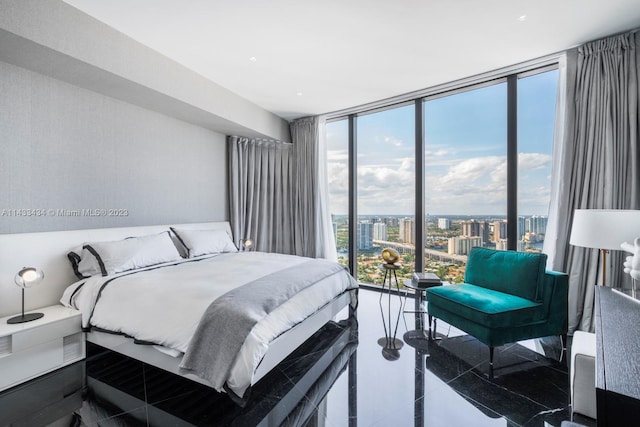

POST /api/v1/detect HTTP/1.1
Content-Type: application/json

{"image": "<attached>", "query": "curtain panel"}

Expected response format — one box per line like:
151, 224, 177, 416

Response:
228, 136, 294, 255
544, 32, 640, 333
228, 119, 337, 260
290, 116, 338, 260
290, 117, 317, 257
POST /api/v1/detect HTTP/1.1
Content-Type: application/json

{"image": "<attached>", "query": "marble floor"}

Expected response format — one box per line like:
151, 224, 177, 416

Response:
0, 288, 595, 427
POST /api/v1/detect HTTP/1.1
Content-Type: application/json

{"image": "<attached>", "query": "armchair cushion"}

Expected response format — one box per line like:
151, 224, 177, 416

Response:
464, 247, 547, 302
427, 283, 543, 329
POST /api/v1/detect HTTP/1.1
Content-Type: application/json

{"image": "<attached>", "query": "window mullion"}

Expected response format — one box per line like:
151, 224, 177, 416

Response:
507, 75, 518, 250
415, 100, 425, 272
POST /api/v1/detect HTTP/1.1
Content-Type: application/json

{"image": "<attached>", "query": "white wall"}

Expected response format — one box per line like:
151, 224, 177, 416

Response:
0, 60, 228, 233
0, 0, 292, 234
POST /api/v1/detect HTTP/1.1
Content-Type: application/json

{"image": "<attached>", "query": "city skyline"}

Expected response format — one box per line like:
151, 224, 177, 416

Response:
332, 212, 548, 284
331, 212, 550, 220
334, 213, 548, 247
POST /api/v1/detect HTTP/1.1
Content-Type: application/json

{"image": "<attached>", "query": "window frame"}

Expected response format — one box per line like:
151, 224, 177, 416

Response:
325, 62, 560, 282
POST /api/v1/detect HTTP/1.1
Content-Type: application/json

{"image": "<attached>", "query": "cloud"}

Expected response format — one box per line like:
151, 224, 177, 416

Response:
518, 152, 551, 172
327, 149, 348, 161
426, 149, 449, 157
425, 155, 508, 213
327, 151, 552, 216
491, 159, 507, 186
358, 157, 414, 190
423, 153, 552, 214
384, 136, 403, 147
439, 156, 505, 187
355, 157, 415, 213
328, 161, 349, 192
518, 185, 551, 215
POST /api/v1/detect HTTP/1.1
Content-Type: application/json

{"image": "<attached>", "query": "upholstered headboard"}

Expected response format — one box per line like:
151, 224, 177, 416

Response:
0, 222, 232, 318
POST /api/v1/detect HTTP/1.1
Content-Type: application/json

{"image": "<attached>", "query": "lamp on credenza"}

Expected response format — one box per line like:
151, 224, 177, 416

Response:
7, 267, 45, 324
569, 209, 640, 286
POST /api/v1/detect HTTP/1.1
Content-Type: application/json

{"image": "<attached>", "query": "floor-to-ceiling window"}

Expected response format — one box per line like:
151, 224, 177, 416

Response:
326, 118, 350, 268
356, 104, 415, 285
517, 68, 559, 253
424, 82, 507, 283
327, 64, 558, 286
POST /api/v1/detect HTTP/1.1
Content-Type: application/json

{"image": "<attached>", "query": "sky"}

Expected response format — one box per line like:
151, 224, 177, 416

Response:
326, 69, 558, 217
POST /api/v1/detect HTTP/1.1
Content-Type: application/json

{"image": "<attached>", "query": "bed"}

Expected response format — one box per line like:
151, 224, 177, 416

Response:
0, 222, 357, 403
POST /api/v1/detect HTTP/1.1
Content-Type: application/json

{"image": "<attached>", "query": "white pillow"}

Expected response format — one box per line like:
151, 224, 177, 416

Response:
170, 227, 238, 258
83, 231, 183, 276
67, 247, 102, 279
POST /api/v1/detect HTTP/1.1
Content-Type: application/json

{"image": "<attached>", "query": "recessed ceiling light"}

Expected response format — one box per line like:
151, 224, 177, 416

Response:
296, 92, 303, 96
517, 15, 527, 22
249, 56, 257, 62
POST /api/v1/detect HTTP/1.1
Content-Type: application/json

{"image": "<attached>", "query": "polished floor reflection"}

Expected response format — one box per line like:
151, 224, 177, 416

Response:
0, 288, 588, 426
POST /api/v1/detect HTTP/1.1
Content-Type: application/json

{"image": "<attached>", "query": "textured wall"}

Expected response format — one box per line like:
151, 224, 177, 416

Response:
0, 60, 227, 233
0, 0, 290, 141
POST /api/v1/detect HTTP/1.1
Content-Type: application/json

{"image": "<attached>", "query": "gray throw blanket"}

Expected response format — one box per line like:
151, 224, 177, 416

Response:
179, 259, 353, 394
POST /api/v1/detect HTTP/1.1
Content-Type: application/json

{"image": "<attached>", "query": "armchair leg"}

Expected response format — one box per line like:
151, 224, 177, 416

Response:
489, 347, 494, 379
428, 315, 436, 340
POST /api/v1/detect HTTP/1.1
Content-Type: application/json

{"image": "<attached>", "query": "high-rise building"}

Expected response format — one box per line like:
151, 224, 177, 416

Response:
461, 220, 489, 244
399, 218, 415, 244
357, 222, 373, 250
524, 232, 543, 243
496, 239, 508, 251
332, 222, 338, 246
383, 217, 399, 227
493, 220, 508, 243
448, 236, 483, 255
373, 223, 387, 241
526, 215, 548, 236
517, 216, 526, 240
438, 218, 451, 230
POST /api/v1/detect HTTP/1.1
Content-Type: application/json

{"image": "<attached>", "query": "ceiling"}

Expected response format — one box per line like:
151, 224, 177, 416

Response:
62, 0, 640, 120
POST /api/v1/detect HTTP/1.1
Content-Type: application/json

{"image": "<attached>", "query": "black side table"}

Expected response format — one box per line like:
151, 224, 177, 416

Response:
403, 278, 442, 350
378, 263, 404, 356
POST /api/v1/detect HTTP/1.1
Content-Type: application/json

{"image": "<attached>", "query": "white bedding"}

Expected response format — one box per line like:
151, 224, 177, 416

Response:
61, 251, 355, 396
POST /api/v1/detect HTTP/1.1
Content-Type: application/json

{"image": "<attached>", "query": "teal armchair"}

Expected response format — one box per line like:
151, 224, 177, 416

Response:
425, 247, 568, 373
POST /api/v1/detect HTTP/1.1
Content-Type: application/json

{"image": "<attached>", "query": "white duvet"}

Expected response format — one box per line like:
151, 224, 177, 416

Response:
61, 251, 355, 396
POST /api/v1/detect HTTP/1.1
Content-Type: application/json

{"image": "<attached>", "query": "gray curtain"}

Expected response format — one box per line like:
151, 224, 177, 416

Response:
290, 116, 338, 260
228, 121, 336, 259
544, 32, 640, 333
291, 117, 317, 257
228, 136, 294, 254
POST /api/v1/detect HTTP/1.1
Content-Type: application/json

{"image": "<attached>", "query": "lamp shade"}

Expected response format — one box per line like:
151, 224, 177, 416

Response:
8, 267, 45, 324
570, 209, 640, 250
14, 267, 44, 288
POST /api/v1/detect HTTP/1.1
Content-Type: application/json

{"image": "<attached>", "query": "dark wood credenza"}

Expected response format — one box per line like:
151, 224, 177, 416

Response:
595, 286, 640, 426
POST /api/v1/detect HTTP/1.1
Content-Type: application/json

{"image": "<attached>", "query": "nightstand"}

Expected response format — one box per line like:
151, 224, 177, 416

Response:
0, 305, 85, 392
